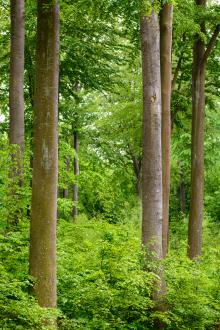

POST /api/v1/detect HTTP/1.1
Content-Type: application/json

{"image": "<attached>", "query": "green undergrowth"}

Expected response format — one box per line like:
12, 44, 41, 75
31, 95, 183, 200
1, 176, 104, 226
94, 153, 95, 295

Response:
1, 216, 220, 329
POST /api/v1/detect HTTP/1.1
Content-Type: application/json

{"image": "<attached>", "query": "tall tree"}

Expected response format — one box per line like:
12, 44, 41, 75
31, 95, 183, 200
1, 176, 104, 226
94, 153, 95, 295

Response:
29, 0, 60, 311
160, 3, 173, 257
188, 0, 220, 259
9, 0, 25, 188
140, 8, 163, 260
72, 128, 79, 220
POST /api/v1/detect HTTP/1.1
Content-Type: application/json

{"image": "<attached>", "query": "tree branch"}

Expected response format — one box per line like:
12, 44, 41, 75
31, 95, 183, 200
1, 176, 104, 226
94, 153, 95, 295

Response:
202, 24, 220, 65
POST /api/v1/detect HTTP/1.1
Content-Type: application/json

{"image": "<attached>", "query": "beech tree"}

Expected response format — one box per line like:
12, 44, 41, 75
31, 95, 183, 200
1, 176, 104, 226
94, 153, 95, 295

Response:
29, 0, 59, 311
9, 0, 25, 190
160, 2, 173, 257
140, 8, 163, 259
188, 0, 220, 259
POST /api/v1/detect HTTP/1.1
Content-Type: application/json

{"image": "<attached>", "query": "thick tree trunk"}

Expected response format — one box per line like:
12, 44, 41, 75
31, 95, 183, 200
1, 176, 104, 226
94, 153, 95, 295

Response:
188, 0, 206, 259
29, 0, 59, 310
140, 11, 163, 259
160, 3, 173, 257
9, 0, 24, 185
72, 130, 79, 220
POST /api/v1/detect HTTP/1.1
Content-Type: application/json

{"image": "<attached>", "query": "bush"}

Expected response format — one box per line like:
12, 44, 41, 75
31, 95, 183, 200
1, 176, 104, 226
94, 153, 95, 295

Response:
0, 223, 57, 329
57, 220, 157, 329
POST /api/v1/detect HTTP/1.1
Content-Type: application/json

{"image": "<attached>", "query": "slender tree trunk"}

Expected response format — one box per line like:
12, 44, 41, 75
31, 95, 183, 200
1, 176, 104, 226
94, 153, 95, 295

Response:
160, 3, 173, 257
188, 0, 206, 259
63, 157, 70, 198
179, 181, 186, 213
29, 0, 59, 311
25, 42, 35, 109
8, 0, 25, 225
9, 0, 25, 167
135, 166, 142, 199
131, 155, 142, 198
140, 10, 163, 259
9, 0, 25, 150
25, 43, 35, 218
72, 130, 79, 220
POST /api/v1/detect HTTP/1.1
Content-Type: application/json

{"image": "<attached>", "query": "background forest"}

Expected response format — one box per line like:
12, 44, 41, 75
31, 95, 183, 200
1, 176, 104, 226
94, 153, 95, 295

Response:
0, 0, 220, 329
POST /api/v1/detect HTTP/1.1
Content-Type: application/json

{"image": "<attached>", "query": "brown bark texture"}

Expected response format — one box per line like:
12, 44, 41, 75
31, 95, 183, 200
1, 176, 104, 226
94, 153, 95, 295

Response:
188, 10, 220, 259
188, 0, 206, 259
9, 0, 25, 182
29, 0, 59, 308
140, 11, 163, 259
132, 156, 142, 199
72, 130, 79, 220
63, 157, 70, 198
160, 3, 173, 257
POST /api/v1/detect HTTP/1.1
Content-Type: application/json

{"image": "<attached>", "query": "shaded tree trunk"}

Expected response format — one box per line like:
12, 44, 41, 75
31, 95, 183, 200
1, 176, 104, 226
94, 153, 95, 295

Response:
131, 154, 142, 198
9, 0, 25, 171
140, 10, 163, 259
188, 0, 220, 259
188, 1, 206, 259
9, 0, 24, 194
8, 0, 25, 224
160, 3, 173, 257
29, 0, 59, 312
179, 180, 186, 214
63, 157, 70, 198
72, 130, 79, 220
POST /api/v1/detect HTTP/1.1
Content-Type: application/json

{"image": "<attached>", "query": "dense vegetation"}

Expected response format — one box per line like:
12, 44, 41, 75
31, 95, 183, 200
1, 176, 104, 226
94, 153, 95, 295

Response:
0, 0, 220, 329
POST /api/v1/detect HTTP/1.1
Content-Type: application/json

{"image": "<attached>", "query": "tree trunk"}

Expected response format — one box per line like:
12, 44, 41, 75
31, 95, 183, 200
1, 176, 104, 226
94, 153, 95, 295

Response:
9, 0, 25, 224
188, 0, 206, 259
29, 0, 59, 311
179, 180, 186, 214
72, 130, 79, 220
160, 3, 173, 257
140, 10, 163, 259
188, 0, 220, 259
9, 0, 25, 150
9, 0, 25, 169
131, 155, 142, 198
63, 157, 70, 198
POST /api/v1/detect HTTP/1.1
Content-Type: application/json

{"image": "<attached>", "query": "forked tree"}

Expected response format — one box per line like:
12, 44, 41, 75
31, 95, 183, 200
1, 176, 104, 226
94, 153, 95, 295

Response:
29, 0, 60, 311
188, 0, 220, 259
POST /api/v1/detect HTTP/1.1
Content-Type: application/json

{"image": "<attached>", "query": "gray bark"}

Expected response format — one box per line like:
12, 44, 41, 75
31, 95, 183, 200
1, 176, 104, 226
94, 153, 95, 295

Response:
140, 11, 163, 259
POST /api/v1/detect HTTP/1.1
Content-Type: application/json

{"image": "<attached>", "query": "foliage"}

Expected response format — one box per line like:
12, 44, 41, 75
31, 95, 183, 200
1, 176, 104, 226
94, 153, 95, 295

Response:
2, 218, 220, 329
0, 0, 220, 328
166, 218, 220, 330
57, 219, 157, 329
0, 223, 58, 329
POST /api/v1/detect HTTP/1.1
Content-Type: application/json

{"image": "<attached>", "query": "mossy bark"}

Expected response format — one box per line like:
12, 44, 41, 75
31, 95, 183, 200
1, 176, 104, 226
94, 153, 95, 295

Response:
188, 0, 206, 259
29, 0, 60, 312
